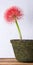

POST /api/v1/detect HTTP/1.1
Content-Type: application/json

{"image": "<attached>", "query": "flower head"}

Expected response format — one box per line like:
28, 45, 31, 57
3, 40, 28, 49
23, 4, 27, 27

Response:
4, 6, 23, 22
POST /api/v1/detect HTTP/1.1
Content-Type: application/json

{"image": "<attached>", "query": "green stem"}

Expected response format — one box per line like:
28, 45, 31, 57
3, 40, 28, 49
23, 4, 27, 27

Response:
15, 19, 22, 39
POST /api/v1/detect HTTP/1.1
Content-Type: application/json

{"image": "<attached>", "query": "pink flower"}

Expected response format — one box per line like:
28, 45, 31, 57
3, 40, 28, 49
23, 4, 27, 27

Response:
4, 6, 24, 39
4, 6, 23, 22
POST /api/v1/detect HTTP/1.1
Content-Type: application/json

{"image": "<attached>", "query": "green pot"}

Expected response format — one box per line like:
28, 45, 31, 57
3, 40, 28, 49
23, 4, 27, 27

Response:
10, 40, 33, 62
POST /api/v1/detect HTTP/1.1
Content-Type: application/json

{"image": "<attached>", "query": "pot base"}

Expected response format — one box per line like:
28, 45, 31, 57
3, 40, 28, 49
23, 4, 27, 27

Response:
10, 39, 33, 62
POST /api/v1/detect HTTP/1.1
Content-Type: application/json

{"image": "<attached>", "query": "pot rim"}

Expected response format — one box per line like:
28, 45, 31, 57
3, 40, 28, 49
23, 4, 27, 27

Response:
10, 39, 33, 43
10, 39, 33, 41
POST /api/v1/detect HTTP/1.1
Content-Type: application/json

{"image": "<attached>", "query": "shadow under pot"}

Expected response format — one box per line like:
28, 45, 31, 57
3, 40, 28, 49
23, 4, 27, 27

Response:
10, 40, 33, 63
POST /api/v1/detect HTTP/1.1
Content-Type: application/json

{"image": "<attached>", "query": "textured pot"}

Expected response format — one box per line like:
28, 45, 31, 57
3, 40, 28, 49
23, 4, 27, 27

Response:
10, 40, 33, 62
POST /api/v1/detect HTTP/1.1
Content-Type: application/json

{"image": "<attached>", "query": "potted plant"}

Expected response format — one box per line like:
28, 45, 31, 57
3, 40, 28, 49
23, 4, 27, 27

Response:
4, 6, 33, 62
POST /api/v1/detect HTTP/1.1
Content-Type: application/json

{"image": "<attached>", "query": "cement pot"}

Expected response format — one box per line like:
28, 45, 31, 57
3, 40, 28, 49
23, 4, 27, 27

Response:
10, 40, 33, 62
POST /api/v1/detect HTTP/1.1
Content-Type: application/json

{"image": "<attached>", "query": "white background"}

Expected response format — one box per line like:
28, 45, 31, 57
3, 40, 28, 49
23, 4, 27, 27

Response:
0, 0, 33, 58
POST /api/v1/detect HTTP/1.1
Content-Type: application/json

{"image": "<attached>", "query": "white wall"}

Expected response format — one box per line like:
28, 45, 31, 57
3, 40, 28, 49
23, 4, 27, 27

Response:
0, 0, 33, 58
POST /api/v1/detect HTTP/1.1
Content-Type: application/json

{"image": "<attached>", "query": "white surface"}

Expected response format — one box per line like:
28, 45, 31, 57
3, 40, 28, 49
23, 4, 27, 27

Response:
0, 0, 33, 58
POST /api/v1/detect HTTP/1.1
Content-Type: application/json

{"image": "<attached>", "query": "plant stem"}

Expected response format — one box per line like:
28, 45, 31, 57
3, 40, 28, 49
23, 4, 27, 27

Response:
15, 19, 22, 39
